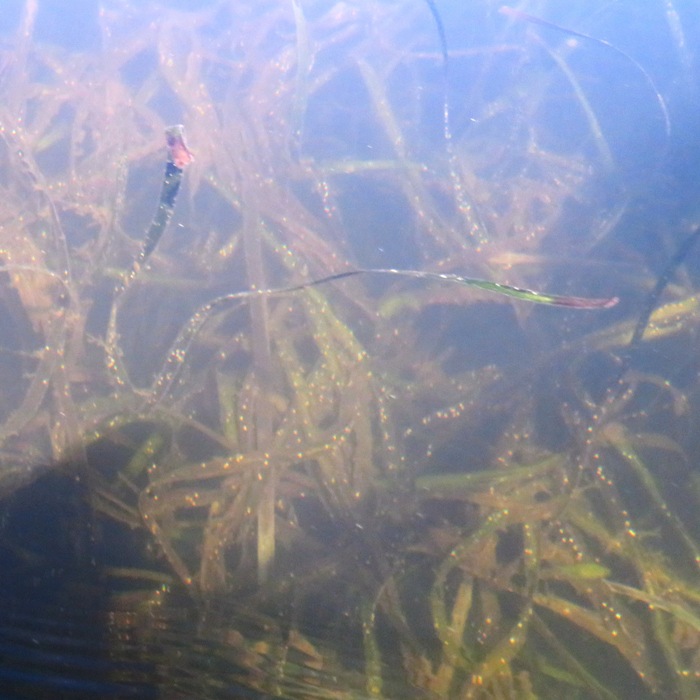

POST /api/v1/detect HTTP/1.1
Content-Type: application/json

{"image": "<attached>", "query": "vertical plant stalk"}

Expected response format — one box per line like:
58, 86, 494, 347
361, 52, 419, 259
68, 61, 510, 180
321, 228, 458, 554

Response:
424, 0, 489, 247
290, 0, 311, 154
241, 206, 276, 586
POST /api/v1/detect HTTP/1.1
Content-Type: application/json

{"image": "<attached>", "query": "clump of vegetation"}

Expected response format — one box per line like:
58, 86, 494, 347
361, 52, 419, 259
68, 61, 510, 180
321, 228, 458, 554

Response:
0, 1, 698, 697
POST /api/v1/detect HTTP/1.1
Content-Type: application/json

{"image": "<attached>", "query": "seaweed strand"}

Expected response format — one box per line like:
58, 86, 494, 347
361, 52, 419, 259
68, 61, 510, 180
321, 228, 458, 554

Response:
146, 268, 617, 405
424, 0, 489, 247
627, 225, 700, 352
500, 5, 671, 141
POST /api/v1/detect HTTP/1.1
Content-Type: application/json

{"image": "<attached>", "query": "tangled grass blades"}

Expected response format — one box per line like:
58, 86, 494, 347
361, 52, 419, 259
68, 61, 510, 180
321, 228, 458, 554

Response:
0, 2, 697, 698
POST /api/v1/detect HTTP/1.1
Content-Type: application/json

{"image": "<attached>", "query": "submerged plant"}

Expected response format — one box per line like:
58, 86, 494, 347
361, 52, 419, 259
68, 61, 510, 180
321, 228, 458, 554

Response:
0, 1, 698, 698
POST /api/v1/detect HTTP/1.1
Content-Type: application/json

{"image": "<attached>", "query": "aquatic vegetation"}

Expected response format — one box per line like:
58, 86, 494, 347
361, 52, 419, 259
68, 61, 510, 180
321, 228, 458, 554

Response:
0, 0, 698, 698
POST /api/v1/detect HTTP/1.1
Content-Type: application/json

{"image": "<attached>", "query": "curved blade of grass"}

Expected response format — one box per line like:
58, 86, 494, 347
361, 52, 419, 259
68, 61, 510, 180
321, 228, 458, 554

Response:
500, 5, 671, 142
300, 269, 619, 308
146, 268, 617, 405
538, 38, 614, 171
605, 581, 700, 632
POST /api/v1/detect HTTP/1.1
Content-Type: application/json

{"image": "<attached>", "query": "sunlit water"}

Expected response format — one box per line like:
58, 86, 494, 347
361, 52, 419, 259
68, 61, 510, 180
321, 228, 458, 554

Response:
1, 1, 700, 698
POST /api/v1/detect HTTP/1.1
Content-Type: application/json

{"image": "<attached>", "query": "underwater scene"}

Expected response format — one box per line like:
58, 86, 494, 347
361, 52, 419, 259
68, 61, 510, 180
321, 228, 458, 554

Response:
0, 0, 699, 697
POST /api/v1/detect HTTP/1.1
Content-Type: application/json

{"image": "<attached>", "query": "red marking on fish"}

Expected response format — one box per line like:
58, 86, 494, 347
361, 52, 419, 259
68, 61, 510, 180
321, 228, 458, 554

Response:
165, 125, 194, 169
